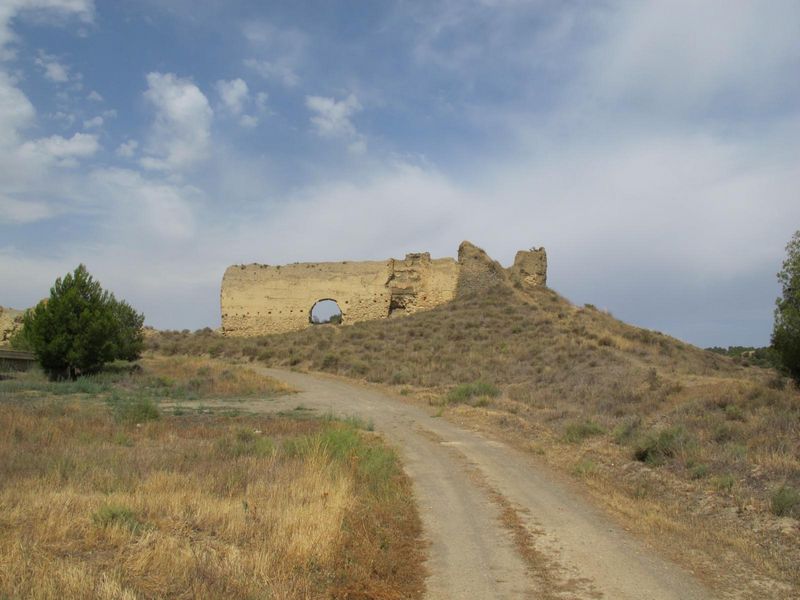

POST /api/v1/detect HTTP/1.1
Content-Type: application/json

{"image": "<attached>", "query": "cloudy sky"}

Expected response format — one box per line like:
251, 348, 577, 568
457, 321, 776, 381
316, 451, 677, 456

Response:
1, 0, 798, 347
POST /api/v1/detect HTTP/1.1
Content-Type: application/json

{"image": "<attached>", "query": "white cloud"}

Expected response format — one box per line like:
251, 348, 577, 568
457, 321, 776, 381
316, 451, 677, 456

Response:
89, 167, 197, 242
239, 114, 258, 128
14, 0, 93, 18
82, 115, 102, 128
234, 163, 463, 262
87, 89, 102, 101
306, 94, 367, 152
306, 93, 361, 137
0, 1, 93, 58
242, 21, 305, 87
347, 138, 367, 155
587, 0, 800, 113
0, 71, 35, 146
116, 139, 138, 158
141, 72, 213, 172
244, 58, 299, 88
34, 50, 70, 82
18, 131, 99, 167
0, 195, 53, 223
49, 110, 75, 126
215, 78, 249, 115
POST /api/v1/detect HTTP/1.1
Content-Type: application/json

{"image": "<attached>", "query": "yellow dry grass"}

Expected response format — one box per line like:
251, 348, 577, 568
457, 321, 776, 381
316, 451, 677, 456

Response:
0, 395, 423, 599
141, 355, 291, 398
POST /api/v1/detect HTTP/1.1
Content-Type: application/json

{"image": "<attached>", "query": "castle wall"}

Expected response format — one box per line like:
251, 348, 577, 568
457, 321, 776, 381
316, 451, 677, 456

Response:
509, 247, 547, 287
221, 254, 460, 336
220, 242, 545, 337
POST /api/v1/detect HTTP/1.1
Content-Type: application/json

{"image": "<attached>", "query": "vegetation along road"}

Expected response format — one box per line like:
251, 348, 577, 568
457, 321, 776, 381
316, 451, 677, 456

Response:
202, 367, 712, 600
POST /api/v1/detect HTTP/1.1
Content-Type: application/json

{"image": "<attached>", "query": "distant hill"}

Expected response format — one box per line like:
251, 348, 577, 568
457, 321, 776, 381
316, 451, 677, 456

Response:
0, 306, 24, 346
706, 345, 781, 369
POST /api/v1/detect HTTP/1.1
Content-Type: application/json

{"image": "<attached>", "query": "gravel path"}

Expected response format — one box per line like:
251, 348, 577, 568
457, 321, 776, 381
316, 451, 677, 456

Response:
211, 368, 714, 600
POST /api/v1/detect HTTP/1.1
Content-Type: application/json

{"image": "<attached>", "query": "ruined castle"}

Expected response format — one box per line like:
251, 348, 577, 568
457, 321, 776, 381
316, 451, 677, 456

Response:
220, 241, 546, 336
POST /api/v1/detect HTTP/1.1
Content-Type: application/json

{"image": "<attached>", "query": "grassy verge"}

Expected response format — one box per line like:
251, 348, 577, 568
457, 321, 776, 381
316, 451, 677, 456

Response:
0, 362, 424, 599
0, 355, 291, 403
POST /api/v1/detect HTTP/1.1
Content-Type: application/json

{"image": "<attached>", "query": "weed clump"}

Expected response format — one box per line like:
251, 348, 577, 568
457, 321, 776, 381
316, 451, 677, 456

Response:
563, 420, 605, 443
771, 485, 800, 517
108, 393, 160, 424
216, 429, 274, 458
390, 370, 411, 385
689, 463, 709, 479
612, 416, 641, 444
712, 474, 736, 492
447, 381, 500, 405
93, 504, 144, 533
633, 426, 690, 465
572, 458, 598, 477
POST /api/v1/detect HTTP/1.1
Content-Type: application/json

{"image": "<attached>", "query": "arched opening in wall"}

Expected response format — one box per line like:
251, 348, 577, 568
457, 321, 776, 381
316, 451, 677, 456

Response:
309, 299, 343, 325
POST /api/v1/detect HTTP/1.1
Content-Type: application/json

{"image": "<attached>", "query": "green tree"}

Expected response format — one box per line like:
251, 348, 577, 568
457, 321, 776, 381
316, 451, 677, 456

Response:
110, 298, 145, 361
21, 265, 145, 380
772, 230, 800, 382
8, 320, 32, 351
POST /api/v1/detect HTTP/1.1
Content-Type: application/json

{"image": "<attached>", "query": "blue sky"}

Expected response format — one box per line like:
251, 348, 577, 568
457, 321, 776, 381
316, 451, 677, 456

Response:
1, 0, 799, 347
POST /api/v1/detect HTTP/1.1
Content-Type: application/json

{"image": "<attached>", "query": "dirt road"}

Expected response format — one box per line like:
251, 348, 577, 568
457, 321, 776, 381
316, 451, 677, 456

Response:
229, 368, 713, 599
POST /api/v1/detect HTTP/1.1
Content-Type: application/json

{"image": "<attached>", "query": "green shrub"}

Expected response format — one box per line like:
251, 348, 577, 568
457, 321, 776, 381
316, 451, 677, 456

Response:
113, 432, 134, 447
93, 504, 144, 533
347, 359, 369, 375
320, 353, 339, 369
8, 325, 33, 351
216, 429, 274, 458
446, 381, 500, 404
563, 420, 605, 443
241, 345, 259, 359
341, 415, 374, 431
612, 416, 641, 444
712, 474, 736, 492
572, 458, 598, 477
390, 370, 410, 385
108, 393, 160, 424
320, 426, 361, 459
770, 485, 800, 516
712, 423, 737, 443
645, 368, 661, 390
724, 404, 745, 421
357, 443, 398, 492
633, 426, 690, 465
689, 463, 709, 479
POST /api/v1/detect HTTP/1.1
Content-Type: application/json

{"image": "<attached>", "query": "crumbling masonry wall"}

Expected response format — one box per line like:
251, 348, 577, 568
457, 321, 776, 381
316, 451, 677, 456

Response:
220, 242, 546, 336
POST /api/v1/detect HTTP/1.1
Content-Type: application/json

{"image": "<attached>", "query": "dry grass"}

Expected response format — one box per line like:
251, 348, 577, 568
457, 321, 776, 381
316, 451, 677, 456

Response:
149, 284, 800, 596
131, 355, 292, 399
0, 361, 424, 599
0, 355, 290, 404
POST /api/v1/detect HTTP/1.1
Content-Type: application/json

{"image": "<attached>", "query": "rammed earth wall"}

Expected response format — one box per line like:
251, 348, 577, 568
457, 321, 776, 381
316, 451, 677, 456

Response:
220, 242, 546, 336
